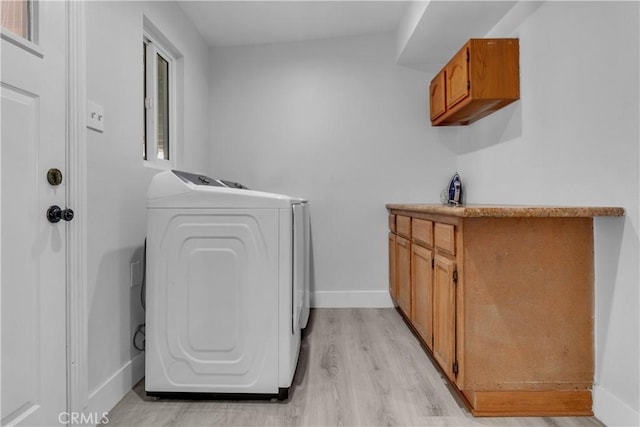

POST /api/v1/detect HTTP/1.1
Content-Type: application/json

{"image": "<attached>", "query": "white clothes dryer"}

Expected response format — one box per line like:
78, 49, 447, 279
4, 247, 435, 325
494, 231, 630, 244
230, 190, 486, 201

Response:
145, 170, 309, 399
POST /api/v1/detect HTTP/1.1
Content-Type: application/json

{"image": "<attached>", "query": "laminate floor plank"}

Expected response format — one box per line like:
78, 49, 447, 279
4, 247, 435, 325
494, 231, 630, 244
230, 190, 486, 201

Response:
106, 308, 604, 427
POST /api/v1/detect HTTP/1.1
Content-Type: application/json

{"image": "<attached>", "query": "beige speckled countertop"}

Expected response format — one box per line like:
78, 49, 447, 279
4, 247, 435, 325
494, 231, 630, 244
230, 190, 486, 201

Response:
386, 204, 625, 218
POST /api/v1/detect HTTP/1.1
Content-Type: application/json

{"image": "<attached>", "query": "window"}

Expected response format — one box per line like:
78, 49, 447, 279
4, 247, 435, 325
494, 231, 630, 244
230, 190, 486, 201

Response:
1, 0, 32, 40
156, 53, 170, 160
143, 19, 180, 169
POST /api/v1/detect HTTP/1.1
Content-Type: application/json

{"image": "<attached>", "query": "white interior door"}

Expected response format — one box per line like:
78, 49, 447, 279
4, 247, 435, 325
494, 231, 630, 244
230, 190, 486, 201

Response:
1, 1, 69, 425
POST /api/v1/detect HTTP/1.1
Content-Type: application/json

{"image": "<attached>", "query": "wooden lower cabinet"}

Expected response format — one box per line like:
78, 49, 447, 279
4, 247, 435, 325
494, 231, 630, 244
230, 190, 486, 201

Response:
432, 254, 456, 380
411, 244, 433, 350
456, 217, 594, 416
388, 232, 397, 305
396, 235, 411, 318
387, 208, 608, 417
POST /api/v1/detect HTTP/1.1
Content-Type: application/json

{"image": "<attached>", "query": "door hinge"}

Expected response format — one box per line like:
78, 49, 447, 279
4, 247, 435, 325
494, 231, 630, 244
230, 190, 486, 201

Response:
466, 50, 469, 62
467, 81, 470, 91
431, 258, 435, 269
145, 97, 152, 109
453, 360, 459, 377
453, 269, 458, 284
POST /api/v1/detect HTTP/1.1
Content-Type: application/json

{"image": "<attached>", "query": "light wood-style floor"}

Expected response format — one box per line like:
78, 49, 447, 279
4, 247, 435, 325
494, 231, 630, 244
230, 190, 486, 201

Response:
107, 308, 605, 427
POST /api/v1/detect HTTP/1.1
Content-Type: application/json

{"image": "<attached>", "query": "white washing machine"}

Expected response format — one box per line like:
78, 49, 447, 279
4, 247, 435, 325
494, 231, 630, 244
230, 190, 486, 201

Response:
145, 170, 309, 399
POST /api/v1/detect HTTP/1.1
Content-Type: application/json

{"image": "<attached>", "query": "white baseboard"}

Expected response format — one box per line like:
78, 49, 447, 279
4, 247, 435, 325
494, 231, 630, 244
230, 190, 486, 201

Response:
311, 290, 394, 308
594, 385, 640, 427
87, 353, 145, 418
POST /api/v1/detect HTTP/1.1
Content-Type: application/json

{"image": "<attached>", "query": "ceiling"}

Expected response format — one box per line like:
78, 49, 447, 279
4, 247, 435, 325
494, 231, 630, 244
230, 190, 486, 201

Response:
178, 1, 409, 47
397, 1, 519, 71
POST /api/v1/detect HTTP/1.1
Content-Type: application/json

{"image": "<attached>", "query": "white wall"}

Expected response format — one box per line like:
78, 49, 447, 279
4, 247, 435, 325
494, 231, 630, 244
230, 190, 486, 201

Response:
85, 0, 210, 415
450, 2, 639, 425
82, 1, 638, 424
208, 32, 456, 307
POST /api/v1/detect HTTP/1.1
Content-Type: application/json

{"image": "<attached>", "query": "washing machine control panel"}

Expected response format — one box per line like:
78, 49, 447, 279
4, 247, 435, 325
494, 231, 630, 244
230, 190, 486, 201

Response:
172, 170, 249, 190
218, 179, 249, 190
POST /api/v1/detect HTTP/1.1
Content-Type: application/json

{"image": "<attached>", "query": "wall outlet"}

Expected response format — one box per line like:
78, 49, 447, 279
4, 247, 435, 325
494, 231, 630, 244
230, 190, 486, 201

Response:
130, 260, 142, 288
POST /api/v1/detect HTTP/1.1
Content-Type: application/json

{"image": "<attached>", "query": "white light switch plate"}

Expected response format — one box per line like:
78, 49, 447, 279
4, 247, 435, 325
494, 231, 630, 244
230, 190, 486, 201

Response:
87, 100, 104, 132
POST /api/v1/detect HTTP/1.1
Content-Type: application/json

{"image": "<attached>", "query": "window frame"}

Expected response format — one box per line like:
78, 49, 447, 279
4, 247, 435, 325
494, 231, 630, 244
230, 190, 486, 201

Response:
143, 30, 177, 170
0, 0, 42, 57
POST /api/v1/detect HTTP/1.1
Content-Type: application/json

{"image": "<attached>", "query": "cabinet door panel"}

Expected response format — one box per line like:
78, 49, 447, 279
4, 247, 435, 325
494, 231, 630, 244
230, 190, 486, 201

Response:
412, 244, 433, 350
446, 45, 469, 109
430, 69, 446, 121
388, 233, 397, 305
396, 236, 411, 317
433, 255, 456, 379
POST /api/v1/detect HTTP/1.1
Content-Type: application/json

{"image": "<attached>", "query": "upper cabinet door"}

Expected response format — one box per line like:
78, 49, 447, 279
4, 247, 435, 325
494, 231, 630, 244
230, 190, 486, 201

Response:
429, 69, 446, 121
445, 44, 469, 109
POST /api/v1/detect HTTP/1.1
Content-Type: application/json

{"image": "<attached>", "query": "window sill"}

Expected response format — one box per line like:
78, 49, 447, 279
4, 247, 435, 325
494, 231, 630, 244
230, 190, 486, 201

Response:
143, 159, 173, 171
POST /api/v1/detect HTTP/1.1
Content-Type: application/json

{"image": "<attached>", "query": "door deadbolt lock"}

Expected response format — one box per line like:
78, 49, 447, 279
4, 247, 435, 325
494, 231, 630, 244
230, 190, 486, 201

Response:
47, 205, 74, 223
47, 168, 63, 186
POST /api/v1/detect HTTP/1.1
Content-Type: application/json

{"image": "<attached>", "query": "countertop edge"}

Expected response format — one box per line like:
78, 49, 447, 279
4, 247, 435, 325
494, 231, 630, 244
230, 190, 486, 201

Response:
385, 204, 625, 218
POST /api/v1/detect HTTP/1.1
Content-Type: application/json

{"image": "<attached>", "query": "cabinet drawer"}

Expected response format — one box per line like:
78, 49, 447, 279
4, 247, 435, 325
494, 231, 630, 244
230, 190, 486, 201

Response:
412, 218, 433, 248
434, 223, 455, 255
388, 214, 396, 233
397, 216, 411, 239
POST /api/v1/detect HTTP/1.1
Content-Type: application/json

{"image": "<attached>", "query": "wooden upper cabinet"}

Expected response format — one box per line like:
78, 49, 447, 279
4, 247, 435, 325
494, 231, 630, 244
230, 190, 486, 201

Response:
429, 69, 446, 121
431, 38, 520, 126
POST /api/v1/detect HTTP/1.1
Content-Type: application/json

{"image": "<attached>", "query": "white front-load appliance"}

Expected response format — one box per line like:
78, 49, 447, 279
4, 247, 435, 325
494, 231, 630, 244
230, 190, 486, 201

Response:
145, 170, 309, 399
